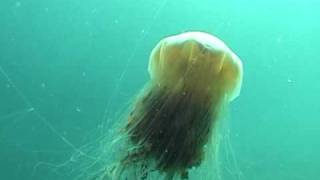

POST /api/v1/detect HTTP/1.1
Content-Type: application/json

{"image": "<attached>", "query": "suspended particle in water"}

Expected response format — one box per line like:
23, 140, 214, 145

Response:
82, 72, 87, 77
41, 83, 46, 89
15, 1, 21, 7
76, 107, 81, 113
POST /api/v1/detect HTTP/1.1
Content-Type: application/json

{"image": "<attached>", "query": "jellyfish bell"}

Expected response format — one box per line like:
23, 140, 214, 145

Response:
148, 31, 243, 102
108, 31, 243, 180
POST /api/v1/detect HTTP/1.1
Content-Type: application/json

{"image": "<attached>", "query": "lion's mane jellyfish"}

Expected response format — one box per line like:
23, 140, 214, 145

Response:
108, 32, 243, 180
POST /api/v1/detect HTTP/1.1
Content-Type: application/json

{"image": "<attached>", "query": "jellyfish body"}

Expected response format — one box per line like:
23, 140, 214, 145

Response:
113, 32, 242, 180
148, 32, 242, 102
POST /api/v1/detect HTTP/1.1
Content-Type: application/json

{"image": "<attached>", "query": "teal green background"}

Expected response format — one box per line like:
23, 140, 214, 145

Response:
0, 0, 319, 179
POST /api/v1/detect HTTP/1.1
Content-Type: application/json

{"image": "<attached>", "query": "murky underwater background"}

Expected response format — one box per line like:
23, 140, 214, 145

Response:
0, 0, 320, 179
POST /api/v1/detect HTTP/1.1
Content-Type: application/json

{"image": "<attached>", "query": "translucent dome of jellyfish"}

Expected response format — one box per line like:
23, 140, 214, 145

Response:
101, 31, 243, 180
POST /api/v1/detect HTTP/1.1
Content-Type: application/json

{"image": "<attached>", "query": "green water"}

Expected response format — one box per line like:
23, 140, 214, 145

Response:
0, 0, 319, 179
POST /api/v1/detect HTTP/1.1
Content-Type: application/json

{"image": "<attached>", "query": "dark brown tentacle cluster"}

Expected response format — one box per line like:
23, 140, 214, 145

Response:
123, 84, 223, 178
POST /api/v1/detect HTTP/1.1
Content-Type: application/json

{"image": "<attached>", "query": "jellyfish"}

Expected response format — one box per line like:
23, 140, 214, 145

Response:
106, 31, 243, 180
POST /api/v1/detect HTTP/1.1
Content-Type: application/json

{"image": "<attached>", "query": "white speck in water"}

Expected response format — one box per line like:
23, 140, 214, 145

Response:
287, 78, 293, 83
76, 107, 81, 112
276, 36, 282, 43
69, 155, 76, 162
141, 29, 145, 34
114, 19, 119, 24
15, 1, 21, 7
27, 107, 35, 113
41, 83, 46, 88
